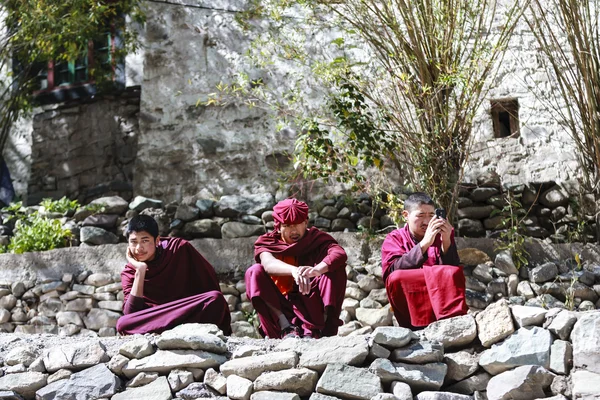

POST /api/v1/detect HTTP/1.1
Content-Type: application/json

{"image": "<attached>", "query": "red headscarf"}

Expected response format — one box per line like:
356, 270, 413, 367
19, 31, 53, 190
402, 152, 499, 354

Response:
272, 198, 309, 231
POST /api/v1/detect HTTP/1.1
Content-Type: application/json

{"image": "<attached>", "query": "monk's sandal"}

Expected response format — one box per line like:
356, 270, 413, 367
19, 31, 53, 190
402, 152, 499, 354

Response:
281, 325, 301, 339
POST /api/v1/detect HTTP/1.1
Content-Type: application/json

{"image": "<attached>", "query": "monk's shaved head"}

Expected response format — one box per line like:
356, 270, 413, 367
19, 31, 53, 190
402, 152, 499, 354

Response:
404, 193, 435, 212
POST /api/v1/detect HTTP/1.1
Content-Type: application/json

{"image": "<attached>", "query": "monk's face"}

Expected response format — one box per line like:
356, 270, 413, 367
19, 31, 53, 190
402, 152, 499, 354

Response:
403, 204, 435, 240
280, 220, 309, 244
128, 230, 160, 262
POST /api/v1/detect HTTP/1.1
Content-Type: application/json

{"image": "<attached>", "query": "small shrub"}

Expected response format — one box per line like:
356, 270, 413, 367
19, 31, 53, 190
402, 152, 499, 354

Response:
5, 213, 73, 254
0, 200, 74, 254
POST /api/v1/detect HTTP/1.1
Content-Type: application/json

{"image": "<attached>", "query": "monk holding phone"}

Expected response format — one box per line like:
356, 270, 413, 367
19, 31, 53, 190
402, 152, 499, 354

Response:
381, 193, 468, 329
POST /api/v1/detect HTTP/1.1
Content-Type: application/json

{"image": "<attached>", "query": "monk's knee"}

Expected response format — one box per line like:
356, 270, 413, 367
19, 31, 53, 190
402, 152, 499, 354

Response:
116, 316, 131, 335
245, 263, 265, 281
204, 290, 227, 309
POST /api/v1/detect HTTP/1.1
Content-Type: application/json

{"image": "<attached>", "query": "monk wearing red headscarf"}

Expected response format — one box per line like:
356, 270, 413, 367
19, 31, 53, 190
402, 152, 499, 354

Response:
116, 215, 231, 335
245, 199, 347, 338
381, 193, 468, 329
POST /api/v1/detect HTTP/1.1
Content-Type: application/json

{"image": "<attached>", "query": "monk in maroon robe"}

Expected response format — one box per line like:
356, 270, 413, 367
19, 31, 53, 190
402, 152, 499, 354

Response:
381, 193, 468, 329
245, 199, 347, 338
116, 215, 231, 335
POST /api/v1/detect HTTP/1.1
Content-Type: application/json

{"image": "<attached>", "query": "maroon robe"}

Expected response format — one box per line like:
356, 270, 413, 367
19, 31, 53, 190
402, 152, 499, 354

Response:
246, 227, 347, 338
117, 237, 231, 335
381, 225, 467, 329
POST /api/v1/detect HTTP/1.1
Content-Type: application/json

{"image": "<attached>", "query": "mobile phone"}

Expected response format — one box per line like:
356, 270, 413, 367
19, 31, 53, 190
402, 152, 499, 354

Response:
435, 208, 446, 219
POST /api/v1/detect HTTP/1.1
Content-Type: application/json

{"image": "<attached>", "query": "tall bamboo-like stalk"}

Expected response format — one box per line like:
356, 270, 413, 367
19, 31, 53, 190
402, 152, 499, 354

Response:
238, 0, 527, 217
526, 0, 600, 195
526, 0, 600, 241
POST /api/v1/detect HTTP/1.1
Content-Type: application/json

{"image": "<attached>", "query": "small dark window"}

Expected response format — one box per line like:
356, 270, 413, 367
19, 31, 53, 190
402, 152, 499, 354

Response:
491, 99, 520, 138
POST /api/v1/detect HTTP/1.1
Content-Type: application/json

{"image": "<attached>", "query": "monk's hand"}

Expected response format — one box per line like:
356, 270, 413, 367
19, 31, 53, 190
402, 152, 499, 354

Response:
126, 249, 147, 273
420, 217, 445, 251
438, 218, 453, 242
297, 265, 322, 278
292, 268, 311, 295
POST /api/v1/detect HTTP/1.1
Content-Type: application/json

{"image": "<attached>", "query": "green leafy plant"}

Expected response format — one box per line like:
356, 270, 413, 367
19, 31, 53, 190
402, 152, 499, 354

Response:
561, 253, 582, 311
40, 197, 80, 214
0, 200, 73, 254
243, 309, 260, 331
4, 214, 73, 254
492, 193, 530, 270
374, 192, 405, 228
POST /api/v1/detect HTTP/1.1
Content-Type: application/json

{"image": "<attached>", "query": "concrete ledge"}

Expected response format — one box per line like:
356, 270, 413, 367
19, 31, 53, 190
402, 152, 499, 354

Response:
0, 233, 598, 283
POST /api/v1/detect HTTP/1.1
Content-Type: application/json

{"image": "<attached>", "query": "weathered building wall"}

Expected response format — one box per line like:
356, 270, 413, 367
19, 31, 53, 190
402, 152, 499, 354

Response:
133, 1, 296, 202
26, 89, 141, 205
1, 1, 588, 204
466, 16, 581, 192
134, 1, 584, 203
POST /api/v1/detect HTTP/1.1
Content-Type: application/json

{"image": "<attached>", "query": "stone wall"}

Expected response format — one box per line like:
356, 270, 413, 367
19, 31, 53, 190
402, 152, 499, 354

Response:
25, 89, 140, 205
0, 311, 599, 399
0, 219, 599, 336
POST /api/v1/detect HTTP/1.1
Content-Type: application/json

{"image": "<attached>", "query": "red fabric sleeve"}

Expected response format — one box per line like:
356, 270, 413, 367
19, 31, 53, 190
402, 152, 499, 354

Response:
123, 294, 149, 315
321, 242, 348, 272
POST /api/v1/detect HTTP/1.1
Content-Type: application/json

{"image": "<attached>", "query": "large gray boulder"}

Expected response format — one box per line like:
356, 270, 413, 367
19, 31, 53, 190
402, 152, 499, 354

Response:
156, 323, 227, 354
390, 341, 444, 364
368, 358, 447, 391
316, 363, 382, 400
220, 351, 297, 381
423, 315, 477, 349
276, 335, 368, 373
112, 376, 172, 400
36, 364, 121, 400
486, 365, 555, 400
0, 372, 47, 400
80, 227, 119, 245
570, 311, 600, 373
476, 300, 515, 347
123, 350, 227, 378
479, 327, 553, 375
252, 368, 319, 397
43, 341, 109, 373
370, 327, 417, 348
88, 196, 129, 215
571, 370, 600, 399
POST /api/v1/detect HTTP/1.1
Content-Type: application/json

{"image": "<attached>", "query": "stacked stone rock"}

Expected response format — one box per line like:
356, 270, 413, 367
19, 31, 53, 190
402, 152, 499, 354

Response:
0, 272, 123, 336
0, 243, 598, 336
0, 310, 599, 399
0, 181, 597, 247
456, 180, 597, 242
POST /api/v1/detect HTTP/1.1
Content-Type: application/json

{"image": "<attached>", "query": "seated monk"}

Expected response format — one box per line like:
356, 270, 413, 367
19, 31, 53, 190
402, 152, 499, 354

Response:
245, 199, 347, 339
381, 192, 468, 329
116, 215, 231, 335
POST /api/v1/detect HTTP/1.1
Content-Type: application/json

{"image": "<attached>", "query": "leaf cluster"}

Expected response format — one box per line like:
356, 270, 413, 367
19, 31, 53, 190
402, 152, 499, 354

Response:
40, 196, 80, 214
0, 199, 74, 254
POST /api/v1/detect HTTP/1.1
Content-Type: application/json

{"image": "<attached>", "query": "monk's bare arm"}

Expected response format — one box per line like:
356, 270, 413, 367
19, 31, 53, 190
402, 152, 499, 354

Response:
259, 252, 296, 275
122, 250, 151, 315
